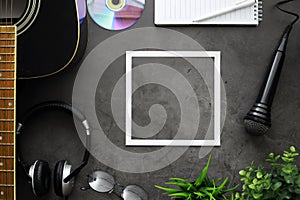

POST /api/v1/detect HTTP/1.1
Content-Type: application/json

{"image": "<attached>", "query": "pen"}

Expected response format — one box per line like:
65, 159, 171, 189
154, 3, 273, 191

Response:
193, 0, 256, 22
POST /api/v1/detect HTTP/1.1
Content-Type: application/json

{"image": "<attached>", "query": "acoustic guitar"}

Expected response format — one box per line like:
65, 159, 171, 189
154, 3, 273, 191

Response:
0, 0, 87, 199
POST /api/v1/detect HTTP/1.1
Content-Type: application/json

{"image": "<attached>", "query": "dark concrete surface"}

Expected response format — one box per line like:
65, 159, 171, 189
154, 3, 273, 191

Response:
17, 0, 300, 199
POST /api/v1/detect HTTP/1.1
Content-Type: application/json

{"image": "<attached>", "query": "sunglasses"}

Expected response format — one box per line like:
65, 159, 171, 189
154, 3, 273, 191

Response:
81, 171, 148, 200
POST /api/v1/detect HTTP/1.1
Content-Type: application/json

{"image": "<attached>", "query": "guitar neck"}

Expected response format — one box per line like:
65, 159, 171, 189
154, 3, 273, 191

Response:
0, 25, 16, 200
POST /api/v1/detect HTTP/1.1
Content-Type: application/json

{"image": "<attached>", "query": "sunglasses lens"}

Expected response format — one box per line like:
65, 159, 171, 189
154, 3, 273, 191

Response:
88, 171, 115, 193
121, 185, 148, 200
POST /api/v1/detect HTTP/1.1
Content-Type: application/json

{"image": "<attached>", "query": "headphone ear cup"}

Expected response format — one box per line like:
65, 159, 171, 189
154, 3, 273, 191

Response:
30, 160, 51, 197
54, 160, 74, 197
54, 160, 65, 197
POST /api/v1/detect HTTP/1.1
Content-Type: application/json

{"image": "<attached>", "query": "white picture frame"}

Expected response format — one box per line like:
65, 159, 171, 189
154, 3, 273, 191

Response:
126, 51, 221, 146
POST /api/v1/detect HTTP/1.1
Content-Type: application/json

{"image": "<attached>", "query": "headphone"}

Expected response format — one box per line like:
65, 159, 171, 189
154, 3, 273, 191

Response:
17, 101, 91, 198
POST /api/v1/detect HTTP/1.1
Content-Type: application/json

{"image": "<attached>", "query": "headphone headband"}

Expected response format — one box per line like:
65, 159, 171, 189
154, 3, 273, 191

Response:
18, 101, 85, 129
17, 101, 91, 183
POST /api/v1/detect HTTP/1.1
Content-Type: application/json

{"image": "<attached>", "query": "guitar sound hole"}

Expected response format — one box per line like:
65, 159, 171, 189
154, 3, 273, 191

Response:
0, 0, 26, 21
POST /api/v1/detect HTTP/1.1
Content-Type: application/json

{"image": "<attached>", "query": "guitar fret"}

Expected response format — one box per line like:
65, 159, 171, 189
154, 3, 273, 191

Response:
0, 70, 14, 72
0, 67, 15, 72
0, 144, 14, 146
0, 185, 14, 188
0, 157, 13, 159
0, 108, 13, 110
0, 131, 13, 134
0, 120, 14, 122
0, 41, 15, 45
0, 88, 14, 90
0, 79, 15, 81
0, 65, 15, 68
0, 61, 14, 63
0, 170, 13, 172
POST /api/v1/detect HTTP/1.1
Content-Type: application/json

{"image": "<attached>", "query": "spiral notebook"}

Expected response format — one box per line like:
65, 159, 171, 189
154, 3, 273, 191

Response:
154, 0, 263, 26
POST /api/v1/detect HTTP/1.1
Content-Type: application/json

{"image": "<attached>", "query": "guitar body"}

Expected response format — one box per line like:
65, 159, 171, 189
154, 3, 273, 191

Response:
16, 0, 87, 78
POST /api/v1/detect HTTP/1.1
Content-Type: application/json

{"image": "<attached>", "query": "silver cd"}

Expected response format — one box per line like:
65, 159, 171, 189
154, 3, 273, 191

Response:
87, 0, 145, 30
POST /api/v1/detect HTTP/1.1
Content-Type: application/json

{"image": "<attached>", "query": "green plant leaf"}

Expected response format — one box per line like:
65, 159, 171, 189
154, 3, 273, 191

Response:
222, 184, 240, 193
283, 175, 294, 184
194, 191, 205, 197
155, 185, 183, 194
200, 189, 216, 200
165, 182, 188, 188
275, 155, 281, 161
195, 155, 211, 187
169, 192, 190, 198
252, 192, 263, 199
239, 170, 246, 176
256, 171, 263, 179
169, 177, 191, 184
291, 152, 299, 157
217, 178, 229, 190
282, 157, 293, 163
271, 181, 282, 191
290, 146, 296, 153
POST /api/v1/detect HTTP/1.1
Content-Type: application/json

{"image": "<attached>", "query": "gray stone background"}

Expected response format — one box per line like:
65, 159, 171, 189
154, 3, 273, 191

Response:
17, 0, 300, 199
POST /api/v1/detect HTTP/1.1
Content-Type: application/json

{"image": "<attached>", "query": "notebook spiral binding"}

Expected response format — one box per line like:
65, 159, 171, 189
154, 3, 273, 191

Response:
257, 0, 263, 22
254, 0, 263, 22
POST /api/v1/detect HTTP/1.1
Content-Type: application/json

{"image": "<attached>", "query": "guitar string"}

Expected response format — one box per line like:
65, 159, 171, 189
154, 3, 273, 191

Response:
9, 0, 14, 197
9, 0, 14, 198
6, 0, 9, 198
11, 0, 14, 198
3, 0, 8, 197
7, 0, 16, 199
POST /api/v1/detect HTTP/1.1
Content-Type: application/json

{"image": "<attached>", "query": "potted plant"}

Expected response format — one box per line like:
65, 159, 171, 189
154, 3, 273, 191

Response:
155, 156, 238, 200
235, 146, 300, 200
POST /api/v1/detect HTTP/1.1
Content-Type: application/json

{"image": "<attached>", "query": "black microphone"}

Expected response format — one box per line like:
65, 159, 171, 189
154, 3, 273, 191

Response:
244, 25, 292, 135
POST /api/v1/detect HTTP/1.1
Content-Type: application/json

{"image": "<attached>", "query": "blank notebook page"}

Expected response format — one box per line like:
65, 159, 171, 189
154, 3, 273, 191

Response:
155, 0, 262, 25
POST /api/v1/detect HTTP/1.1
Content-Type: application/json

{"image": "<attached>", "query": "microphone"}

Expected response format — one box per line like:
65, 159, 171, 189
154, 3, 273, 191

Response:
244, 25, 292, 135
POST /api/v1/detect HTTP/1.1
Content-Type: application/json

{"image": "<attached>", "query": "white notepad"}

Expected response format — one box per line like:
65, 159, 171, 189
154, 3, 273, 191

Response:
155, 0, 263, 26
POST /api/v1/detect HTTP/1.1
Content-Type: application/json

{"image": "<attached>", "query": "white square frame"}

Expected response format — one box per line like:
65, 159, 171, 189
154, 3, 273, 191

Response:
126, 51, 221, 146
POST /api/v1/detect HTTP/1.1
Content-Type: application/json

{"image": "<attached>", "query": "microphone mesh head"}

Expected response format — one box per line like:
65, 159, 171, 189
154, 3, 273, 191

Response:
244, 119, 270, 135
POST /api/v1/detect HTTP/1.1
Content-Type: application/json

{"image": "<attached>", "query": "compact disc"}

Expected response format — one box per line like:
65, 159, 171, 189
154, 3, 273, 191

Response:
87, 0, 145, 30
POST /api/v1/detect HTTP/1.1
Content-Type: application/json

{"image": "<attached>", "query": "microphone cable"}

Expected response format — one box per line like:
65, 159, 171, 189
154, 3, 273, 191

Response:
276, 0, 299, 26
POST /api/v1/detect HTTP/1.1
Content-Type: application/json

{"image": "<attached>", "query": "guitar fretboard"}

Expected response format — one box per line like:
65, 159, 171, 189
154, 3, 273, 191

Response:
0, 26, 16, 200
